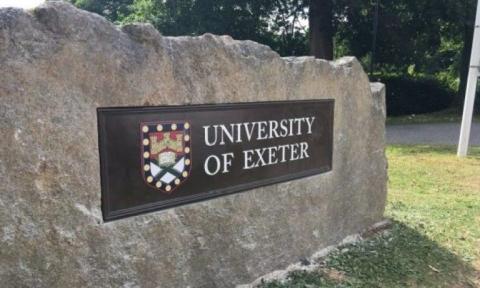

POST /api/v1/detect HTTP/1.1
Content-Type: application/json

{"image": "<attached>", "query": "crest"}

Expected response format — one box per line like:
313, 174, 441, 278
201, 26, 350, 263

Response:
141, 121, 191, 193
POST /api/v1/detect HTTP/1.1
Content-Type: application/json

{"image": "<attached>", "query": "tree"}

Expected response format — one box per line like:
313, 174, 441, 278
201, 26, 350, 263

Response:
445, 0, 477, 104
267, 0, 309, 56
106, 0, 310, 56
308, 0, 333, 59
71, 0, 479, 110
69, 0, 133, 23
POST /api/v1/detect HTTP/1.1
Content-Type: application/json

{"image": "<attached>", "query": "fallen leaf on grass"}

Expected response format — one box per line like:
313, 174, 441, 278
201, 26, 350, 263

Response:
323, 268, 346, 282
428, 265, 440, 273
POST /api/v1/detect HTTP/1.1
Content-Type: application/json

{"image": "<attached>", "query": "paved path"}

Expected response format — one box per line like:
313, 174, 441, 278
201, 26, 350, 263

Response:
386, 123, 480, 145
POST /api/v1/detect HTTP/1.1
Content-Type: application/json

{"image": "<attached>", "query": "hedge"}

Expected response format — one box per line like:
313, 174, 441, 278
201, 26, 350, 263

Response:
375, 75, 455, 116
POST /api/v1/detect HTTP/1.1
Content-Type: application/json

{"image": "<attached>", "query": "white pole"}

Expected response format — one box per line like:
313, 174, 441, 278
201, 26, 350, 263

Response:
458, 0, 480, 157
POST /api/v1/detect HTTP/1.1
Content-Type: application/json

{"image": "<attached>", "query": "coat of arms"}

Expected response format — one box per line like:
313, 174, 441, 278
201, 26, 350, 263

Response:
141, 121, 191, 193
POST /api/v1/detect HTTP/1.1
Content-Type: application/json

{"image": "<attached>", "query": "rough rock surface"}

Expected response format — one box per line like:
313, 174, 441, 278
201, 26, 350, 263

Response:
0, 2, 387, 287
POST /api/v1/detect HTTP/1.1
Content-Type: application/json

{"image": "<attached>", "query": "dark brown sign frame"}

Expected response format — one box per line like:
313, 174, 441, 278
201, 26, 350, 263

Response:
98, 100, 334, 221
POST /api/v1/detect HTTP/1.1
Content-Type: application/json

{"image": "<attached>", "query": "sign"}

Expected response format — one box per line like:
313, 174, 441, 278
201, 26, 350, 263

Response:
98, 100, 334, 221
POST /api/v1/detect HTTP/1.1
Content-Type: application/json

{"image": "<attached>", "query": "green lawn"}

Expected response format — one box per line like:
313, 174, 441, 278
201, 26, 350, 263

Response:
260, 145, 480, 287
387, 109, 480, 125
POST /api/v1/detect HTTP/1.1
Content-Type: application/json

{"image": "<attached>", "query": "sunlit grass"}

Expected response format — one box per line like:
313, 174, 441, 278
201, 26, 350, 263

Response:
387, 146, 480, 268
260, 145, 480, 287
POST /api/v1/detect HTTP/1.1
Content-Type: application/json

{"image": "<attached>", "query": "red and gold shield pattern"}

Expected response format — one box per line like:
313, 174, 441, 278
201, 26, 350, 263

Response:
140, 121, 191, 193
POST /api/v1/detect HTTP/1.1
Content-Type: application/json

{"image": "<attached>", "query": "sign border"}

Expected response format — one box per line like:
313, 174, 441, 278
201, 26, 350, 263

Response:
97, 100, 334, 222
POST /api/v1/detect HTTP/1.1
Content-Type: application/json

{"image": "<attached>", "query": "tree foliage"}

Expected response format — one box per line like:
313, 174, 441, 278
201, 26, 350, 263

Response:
69, 0, 310, 56
70, 0, 479, 109
70, 0, 133, 22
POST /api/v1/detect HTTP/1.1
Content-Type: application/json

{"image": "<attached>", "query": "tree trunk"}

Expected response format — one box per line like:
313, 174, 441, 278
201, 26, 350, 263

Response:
309, 0, 333, 60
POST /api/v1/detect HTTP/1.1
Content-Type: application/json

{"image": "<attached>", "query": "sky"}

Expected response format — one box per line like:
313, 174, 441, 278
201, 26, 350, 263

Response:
0, 0, 45, 9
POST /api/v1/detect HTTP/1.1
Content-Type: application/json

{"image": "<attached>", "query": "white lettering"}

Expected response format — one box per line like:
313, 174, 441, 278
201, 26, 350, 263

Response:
219, 125, 235, 145
243, 150, 256, 169
204, 125, 218, 146
290, 143, 300, 160
257, 121, 268, 140
204, 154, 221, 175
269, 120, 280, 139
305, 117, 315, 134
300, 142, 309, 158
279, 119, 289, 137
243, 122, 255, 141
222, 153, 235, 173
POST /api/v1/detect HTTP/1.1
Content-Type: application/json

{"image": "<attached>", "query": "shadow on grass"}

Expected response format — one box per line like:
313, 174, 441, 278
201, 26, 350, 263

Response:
259, 221, 479, 288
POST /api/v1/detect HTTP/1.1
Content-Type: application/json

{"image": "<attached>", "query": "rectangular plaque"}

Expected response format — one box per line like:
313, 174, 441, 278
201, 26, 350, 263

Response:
98, 100, 334, 221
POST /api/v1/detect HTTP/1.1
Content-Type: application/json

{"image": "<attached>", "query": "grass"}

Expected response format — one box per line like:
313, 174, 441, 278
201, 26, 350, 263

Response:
387, 109, 480, 125
259, 145, 480, 287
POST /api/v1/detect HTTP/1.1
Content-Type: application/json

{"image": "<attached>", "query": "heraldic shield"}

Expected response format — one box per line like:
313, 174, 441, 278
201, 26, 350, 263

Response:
141, 121, 191, 193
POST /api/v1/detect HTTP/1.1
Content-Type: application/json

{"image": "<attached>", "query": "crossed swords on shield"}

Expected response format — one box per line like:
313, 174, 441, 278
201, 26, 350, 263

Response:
141, 122, 191, 193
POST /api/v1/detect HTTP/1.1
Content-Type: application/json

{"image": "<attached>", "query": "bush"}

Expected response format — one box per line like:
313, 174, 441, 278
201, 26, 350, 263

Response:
374, 75, 455, 116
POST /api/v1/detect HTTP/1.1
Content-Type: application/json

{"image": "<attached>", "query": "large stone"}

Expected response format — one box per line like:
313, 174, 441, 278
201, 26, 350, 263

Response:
0, 2, 387, 287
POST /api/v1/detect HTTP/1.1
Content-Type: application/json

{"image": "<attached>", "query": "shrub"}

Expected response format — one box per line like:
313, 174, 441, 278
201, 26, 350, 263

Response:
374, 75, 455, 116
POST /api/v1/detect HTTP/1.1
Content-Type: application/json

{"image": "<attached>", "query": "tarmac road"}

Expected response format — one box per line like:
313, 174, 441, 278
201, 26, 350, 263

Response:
386, 122, 480, 146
